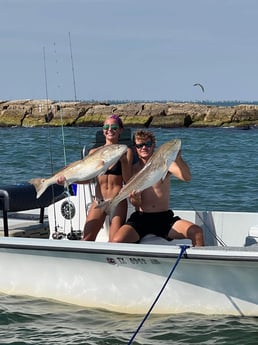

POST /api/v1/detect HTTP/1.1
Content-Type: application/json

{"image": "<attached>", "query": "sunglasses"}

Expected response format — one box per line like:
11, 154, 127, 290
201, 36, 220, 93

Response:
135, 140, 153, 149
103, 124, 119, 131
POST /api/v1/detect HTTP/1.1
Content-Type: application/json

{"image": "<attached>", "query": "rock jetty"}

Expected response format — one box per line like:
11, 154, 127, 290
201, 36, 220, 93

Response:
1, 99, 258, 128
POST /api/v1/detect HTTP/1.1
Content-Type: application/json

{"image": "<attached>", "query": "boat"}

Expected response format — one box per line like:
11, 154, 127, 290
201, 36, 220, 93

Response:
1, 130, 258, 316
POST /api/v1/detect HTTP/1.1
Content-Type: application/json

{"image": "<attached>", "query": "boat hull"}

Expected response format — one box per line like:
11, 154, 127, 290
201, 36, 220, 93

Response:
1, 238, 258, 316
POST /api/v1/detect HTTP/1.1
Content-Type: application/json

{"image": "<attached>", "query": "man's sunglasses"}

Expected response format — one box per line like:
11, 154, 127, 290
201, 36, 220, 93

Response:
135, 141, 153, 149
103, 124, 119, 130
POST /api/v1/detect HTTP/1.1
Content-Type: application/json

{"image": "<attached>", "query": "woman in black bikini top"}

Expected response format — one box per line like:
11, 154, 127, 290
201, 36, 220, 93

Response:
82, 115, 133, 241
105, 161, 122, 176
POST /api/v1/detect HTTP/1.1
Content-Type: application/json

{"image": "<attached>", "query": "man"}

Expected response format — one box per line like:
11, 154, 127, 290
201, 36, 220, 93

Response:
112, 130, 204, 246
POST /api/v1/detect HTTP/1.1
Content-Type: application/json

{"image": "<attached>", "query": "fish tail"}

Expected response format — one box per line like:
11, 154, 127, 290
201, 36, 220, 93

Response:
29, 178, 48, 199
95, 199, 112, 215
95, 199, 119, 220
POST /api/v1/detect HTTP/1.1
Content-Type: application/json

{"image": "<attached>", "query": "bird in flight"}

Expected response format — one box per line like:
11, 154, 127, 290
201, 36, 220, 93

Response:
193, 83, 205, 92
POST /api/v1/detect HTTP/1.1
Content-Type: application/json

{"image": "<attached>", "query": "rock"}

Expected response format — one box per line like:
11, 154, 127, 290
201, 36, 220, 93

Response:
0, 99, 258, 128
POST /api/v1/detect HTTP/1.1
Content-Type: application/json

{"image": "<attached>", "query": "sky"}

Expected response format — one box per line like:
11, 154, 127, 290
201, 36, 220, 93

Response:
1, 0, 258, 102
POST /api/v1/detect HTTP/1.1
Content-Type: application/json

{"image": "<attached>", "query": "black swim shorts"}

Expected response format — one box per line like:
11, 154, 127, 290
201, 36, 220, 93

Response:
125, 210, 181, 240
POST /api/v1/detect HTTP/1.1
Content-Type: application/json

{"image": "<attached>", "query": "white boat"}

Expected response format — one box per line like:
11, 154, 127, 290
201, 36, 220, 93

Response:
1, 129, 258, 316
1, 180, 258, 316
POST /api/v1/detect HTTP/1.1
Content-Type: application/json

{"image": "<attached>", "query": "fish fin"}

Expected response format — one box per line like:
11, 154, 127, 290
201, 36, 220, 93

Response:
161, 167, 169, 182
96, 159, 105, 168
29, 178, 48, 199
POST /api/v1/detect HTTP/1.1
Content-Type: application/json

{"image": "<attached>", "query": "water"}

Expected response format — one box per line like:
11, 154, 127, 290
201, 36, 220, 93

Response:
0, 126, 258, 344
1, 126, 258, 211
1, 295, 258, 345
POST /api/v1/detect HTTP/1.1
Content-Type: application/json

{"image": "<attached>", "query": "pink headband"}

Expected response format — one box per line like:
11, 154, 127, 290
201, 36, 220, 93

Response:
109, 114, 124, 128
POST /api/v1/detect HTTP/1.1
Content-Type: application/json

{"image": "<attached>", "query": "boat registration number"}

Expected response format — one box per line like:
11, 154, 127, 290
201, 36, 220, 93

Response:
106, 257, 160, 265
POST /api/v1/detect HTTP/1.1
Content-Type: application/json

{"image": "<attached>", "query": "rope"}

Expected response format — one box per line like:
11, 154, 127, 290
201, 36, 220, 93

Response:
127, 244, 189, 345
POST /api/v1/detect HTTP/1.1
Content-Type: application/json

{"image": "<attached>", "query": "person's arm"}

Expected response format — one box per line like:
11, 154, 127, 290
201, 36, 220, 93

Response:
168, 150, 191, 182
120, 147, 133, 183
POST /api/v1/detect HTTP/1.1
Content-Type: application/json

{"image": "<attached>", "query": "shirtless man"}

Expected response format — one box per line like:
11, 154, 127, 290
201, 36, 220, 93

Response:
111, 130, 204, 246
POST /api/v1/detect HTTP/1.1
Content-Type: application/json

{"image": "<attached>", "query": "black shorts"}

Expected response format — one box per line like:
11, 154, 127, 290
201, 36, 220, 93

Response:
125, 210, 181, 240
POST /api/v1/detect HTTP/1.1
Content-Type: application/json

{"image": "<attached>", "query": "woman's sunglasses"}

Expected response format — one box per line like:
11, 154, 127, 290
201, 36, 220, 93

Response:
103, 124, 119, 131
135, 140, 153, 149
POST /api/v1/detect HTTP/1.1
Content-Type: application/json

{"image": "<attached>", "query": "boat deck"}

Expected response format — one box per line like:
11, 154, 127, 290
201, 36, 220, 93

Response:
0, 209, 49, 238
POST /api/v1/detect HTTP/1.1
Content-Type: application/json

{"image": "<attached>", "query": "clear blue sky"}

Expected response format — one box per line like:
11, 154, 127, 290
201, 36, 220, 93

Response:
1, 0, 258, 102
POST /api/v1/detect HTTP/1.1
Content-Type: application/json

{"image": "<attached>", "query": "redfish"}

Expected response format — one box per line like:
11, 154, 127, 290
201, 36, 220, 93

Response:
97, 139, 181, 218
29, 144, 128, 198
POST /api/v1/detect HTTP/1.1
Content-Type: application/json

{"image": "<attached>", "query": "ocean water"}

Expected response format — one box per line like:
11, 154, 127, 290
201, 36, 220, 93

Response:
0, 126, 258, 344
1, 294, 258, 345
1, 126, 258, 211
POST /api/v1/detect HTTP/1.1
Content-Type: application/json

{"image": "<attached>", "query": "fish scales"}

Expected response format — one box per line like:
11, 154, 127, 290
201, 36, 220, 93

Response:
29, 144, 128, 199
97, 138, 181, 217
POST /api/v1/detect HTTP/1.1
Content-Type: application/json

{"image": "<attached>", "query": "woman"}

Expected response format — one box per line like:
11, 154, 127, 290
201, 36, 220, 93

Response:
58, 114, 133, 241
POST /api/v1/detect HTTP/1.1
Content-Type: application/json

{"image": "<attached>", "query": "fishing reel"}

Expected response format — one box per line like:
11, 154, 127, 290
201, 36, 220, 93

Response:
52, 231, 67, 240
67, 230, 82, 240
52, 230, 82, 240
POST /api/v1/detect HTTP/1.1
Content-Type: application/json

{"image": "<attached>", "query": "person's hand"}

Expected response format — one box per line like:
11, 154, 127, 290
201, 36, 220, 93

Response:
56, 175, 66, 185
129, 190, 142, 207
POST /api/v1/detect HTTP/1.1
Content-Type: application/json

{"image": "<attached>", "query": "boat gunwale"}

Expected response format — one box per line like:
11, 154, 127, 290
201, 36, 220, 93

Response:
1, 238, 258, 262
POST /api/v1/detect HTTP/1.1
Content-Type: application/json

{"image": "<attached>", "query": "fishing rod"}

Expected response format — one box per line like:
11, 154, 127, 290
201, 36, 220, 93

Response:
68, 32, 77, 102
43, 46, 63, 236
53, 41, 68, 167
68, 32, 83, 147
51, 34, 85, 240
51, 41, 78, 238
67, 32, 85, 239
43, 46, 56, 169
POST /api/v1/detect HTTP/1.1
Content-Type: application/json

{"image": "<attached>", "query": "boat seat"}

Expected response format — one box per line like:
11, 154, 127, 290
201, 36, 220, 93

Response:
0, 183, 65, 237
82, 128, 136, 158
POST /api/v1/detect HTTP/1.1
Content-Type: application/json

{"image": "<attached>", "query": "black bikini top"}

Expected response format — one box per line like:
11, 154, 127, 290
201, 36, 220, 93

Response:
105, 161, 122, 176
